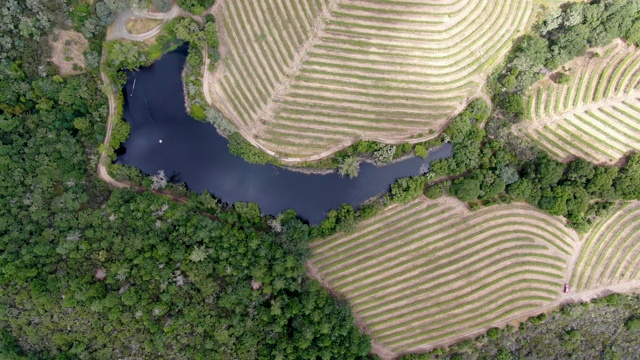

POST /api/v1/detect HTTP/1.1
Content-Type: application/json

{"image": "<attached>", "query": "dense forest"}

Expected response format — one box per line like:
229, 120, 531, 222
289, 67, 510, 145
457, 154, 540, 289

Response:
0, 1, 370, 358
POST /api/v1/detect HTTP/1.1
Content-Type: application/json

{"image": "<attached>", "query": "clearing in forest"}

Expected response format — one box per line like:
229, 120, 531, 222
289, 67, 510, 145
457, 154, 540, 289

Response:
210, 0, 533, 161
520, 40, 640, 164
309, 197, 577, 354
125, 18, 164, 35
572, 202, 640, 291
49, 29, 89, 76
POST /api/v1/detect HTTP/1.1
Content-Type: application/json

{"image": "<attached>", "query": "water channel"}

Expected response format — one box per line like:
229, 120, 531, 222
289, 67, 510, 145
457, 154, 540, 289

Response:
117, 46, 452, 223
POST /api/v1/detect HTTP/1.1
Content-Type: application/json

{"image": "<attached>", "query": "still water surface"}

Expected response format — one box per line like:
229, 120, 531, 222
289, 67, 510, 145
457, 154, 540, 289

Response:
117, 46, 452, 223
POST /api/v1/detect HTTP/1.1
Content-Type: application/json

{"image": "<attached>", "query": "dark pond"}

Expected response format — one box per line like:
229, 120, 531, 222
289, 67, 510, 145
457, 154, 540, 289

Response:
117, 46, 453, 224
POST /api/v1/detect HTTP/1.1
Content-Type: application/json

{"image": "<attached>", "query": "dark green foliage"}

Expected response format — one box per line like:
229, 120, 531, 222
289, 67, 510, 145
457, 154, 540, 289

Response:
624, 316, 640, 331
486, 327, 501, 340
166, 17, 206, 46
614, 153, 640, 199
561, 329, 581, 350
416, 91, 640, 230
593, 293, 627, 306
528, 313, 547, 325
452, 175, 482, 202
501, 93, 525, 118
493, 0, 640, 122
424, 183, 445, 199
309, 197, 387, 239
414, 144, 428, 159
177, 0, 215, 15
390, 176, 428, 204
103, 41, 150, 86
227, 133, 274, 165
316, 203, 357, 237
627, 18, 640, 45
432, 99, 488, 178
566, 158, 595, 184
109, 119, 131, 148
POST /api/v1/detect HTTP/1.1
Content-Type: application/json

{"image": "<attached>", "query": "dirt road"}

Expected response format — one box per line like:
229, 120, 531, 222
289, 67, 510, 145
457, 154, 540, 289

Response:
97, 48, 129, 189
97, 3, 214, 189
107, 6, 187, 41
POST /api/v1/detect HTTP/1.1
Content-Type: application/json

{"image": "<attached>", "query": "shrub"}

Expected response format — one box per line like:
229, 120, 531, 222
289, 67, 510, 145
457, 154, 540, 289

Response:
424, 184, 443, 199
177, 0, 215, 15
190, 104, 206, 121
374, 144, 396, 164
528, 313, 547, 325
561, 303, 587, 318
390, 176, 427, 204
227, 133, 272, 165
556, 73, 571, 84
487, 327, 501, 340
624, 316, 640, 331
452, 177, 482, 202
414, 144, 428, 159
562, 329, 581, 349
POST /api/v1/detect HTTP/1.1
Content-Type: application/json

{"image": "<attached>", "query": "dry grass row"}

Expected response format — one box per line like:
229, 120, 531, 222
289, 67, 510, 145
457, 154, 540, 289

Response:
522, 41, 640, 164
572, 202, 640, 291
211, 0, 533, 159
310, 197, 577, 352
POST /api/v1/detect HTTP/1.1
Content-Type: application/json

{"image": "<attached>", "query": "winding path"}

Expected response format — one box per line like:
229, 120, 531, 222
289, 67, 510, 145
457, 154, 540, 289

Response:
97, 48, 128, 189
97, 4, 212, 191
107, 6, 186, 41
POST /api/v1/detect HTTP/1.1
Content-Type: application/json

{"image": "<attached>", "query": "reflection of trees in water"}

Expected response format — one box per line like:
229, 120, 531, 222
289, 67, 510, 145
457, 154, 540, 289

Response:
168, 170, 181, 184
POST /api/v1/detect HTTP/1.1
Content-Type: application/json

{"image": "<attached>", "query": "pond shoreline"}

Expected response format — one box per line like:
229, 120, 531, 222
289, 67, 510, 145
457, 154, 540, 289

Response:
116, 47, 453, 223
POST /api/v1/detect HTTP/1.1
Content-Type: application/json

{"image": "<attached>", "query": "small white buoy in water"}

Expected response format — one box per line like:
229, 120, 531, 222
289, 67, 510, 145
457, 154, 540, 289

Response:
159, 140, 163, 143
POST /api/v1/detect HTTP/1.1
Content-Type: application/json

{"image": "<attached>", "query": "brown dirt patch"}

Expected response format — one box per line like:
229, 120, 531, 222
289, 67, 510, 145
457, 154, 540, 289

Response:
125, 18, 164, 35
48, 29, 88, 76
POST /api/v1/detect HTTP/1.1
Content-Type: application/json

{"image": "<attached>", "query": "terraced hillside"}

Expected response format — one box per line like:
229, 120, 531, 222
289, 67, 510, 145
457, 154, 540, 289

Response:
521, 40, 640, 164
210, 0, 533, 161
309, 197, 577, 353
572, 202, 640, 291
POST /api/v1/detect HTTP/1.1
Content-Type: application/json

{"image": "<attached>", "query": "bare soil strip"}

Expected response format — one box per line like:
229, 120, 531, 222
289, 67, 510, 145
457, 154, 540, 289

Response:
309, 197, 586, 357
520, 40, 640, 164
311, 197, 640, 358
572, 202, 640, 290
208, 0, 533, 162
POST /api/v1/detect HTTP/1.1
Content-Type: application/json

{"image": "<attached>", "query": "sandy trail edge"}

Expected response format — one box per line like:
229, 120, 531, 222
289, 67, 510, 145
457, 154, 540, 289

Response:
98, 4, 215, 189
